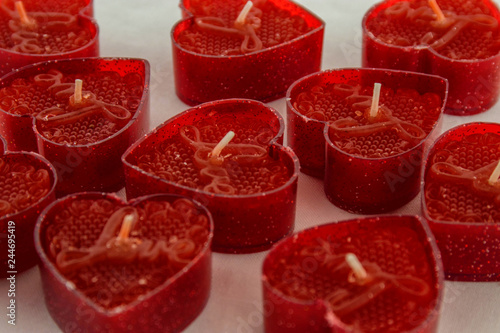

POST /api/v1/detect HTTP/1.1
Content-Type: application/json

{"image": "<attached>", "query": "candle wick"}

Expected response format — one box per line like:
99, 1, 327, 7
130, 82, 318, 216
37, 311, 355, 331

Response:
210, 131, 235, 163
74, 79, 83, 105
488, 160, 500, 185
369, 83, 382, 119
117, 214, 135, 241
15, 1, 36, 28
429, 0, 446, 23
345, 253, 368, 283
235, 1, 254, 27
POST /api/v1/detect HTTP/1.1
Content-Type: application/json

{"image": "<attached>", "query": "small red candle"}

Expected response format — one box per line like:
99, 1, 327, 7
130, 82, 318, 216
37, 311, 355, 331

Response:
363, 0, 500, 115
35, 192, 213, 333
122, 98, 299, 253
0, 134, 56, 277
262, 215, 443, 333
287, 68, 446, 213
0, 58, 150, 195
422, 122, 500, 281
171, 0, 324, 105
0, 0, 98, 77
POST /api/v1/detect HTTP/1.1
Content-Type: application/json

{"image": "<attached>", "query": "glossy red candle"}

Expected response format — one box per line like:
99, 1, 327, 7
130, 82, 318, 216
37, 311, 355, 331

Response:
0, 0, 98, 77
363, 0, 500, 115
35, 192, 213, 333
0, 58, 150, 195
422, 122, 500, 281
262, 215, 444, 333
172, 0, 324, 105
123, 98, 299, 253
287, 68, 446, 213
0, 135, 56, 277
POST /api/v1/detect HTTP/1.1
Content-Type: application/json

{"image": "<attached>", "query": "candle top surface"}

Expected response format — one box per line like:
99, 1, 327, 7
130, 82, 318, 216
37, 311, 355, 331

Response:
365, 0, 500, 60
0, 68, 144, 145
264, 218, 439, 332
135, 114, 291, 195
425, 130, 500, 224
0, 154, 51, 217
0, 0, 94, 55
43, 197, 211, 310
176, 0, 316, 56
293, 81, 442, 158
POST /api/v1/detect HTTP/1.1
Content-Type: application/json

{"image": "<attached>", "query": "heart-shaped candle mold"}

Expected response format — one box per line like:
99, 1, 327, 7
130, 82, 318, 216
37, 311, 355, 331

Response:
263, 215, 443, 333
422, 122, 500, 281
363, 0, 500, 115
0, 0, 98, 77
0, 58, 150, 195
35, 192, 213, 333
0, 134, 56, 277
171, 0, 324, 105
287, 68, 446, 213
123, 98, 299, 253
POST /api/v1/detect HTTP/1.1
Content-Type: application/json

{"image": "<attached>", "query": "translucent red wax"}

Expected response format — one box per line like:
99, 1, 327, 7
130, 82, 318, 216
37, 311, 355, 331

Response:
363, 0, 500, 115
172, 0, 324, 105
422, 122, 500, 281
0, 58, 150, 195
35, 192, 213, 333
287, 68, 446, 213
0, 135, 56, 277
123, 99, 299, 253
262, 215, 443, 333
0, 0, 98, 77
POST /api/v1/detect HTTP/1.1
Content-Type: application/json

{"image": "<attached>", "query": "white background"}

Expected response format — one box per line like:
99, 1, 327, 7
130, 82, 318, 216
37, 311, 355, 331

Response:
1, 0, 500, 332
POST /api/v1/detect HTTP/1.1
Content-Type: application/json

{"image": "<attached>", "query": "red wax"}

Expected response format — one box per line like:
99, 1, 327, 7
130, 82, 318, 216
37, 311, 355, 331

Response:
0, 58, 150, 195
363, 0, 500, 115
0, 0, 98, 77
172, 0, 324, 105
0, 135, 56, 277
262, 215, 443, 333
422, 122, 500, 281
287, 68, 446, 213
35, 192, 213, 333
123, 99, 299, 253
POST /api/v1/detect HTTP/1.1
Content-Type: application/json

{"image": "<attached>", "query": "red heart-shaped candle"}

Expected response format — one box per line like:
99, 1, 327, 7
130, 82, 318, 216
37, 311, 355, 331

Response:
422, 122, 500, 281
0, 58, 150, 195
0, 0, 98, 77
363, 0, 500, 115
263, 215, 443, 333
35, 192, 213, 333
0, 134, 57, 277
287, 68, 446, 213
122, 98, 299, 253
172, 0, 324, 105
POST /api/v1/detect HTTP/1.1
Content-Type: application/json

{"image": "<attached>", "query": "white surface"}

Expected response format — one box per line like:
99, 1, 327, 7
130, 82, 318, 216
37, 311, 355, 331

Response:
2, 0, 500, 332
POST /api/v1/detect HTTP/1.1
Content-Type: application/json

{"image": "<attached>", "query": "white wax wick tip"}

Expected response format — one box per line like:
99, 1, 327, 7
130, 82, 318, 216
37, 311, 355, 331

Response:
346, 253, 368, 282
429, 0, 446, 22
74, 79, 83, 104
370, 83, 382, 118
488, 160, 500, 185
117, 214, 134, 241
15, 1, 32, 26
211, 131, 235, 158
235, 1, 253, 26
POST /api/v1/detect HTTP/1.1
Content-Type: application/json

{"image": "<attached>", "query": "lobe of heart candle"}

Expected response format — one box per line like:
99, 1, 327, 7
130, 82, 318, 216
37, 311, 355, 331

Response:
423, 122, 500, 281
363, 0, 500, 115
172, 0, 324, 105
36, 193, 213, 332
262, 216, 443, 333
